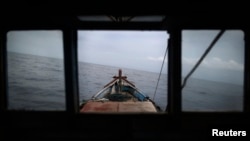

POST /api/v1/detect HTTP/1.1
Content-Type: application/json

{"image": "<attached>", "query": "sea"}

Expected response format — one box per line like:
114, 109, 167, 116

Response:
7, 52, 243, 112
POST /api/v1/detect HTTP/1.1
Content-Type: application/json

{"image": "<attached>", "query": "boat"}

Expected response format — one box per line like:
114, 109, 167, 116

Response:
80, 69, 161, 113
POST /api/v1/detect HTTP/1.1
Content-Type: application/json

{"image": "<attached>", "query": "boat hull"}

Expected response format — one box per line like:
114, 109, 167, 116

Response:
80, 101, 158, 113
80, 69, 161, 113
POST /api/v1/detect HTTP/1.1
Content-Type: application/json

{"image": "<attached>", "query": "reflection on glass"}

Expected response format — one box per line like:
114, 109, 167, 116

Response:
182, 30, 244, 112
7, 30, 65, 111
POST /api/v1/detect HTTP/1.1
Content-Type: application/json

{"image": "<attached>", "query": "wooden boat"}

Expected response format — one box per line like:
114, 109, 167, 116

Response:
80, 69, 161, 113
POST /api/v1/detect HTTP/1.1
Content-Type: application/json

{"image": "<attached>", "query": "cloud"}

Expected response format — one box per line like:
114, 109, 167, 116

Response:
183, 57, 243, 71
147, 56, 167, 62
182, 58, 198, 66
206, 57, 243, 71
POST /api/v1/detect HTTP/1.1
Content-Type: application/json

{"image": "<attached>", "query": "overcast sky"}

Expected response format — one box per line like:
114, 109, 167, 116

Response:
7, 30, 64, 59
77, 31, 168, 73
7, 30, 244, 85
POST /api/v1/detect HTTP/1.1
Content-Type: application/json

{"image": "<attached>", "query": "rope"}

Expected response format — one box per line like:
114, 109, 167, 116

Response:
153, 38, 169, 101
181, 30, 225, 90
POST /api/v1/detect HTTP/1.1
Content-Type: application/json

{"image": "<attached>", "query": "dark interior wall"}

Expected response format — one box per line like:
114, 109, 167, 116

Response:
1, 4, 250, 139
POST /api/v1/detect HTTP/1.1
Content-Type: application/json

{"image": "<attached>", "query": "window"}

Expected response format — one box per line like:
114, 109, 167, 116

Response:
7, 30, 65, 111
182, 30, 244, 112
77, 30, 168, 113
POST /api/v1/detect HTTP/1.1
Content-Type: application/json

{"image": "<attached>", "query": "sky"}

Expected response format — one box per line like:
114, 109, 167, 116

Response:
7, 30, 64, 59
77, 31, 168, 73
7, 30, 244, 85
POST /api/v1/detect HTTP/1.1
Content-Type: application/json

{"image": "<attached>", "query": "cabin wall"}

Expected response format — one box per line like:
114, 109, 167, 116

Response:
1, 5, 250, 139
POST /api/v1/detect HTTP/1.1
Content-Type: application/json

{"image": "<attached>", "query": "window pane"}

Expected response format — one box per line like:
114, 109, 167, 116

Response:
78, 30, 168, 113
182, 30, 244, 112
7, 30, 65, 111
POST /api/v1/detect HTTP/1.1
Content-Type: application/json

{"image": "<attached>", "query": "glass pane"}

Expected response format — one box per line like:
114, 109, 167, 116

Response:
182, 30, 244, 112
78, 30, 168, 113
7, 30, 65, 111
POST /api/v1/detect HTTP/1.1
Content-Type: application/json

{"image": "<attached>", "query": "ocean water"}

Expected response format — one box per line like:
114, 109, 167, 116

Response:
7, 52, 243, 111
7, 52, 66, 110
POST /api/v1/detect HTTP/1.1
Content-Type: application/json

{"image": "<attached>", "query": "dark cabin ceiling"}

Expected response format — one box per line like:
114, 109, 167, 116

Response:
1, 1, 249, 30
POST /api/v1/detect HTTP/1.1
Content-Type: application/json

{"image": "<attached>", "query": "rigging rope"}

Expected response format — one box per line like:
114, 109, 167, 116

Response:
181, 30, 225, 90
153, 38, 169, 101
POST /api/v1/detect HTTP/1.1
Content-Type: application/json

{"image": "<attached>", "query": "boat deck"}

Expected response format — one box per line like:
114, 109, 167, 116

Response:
80, 101, 157, 113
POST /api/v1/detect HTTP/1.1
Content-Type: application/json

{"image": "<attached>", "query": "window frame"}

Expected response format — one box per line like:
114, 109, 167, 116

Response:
181, 29, 246, 112
3, 29, 67, 111
0, 16, 249, 115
